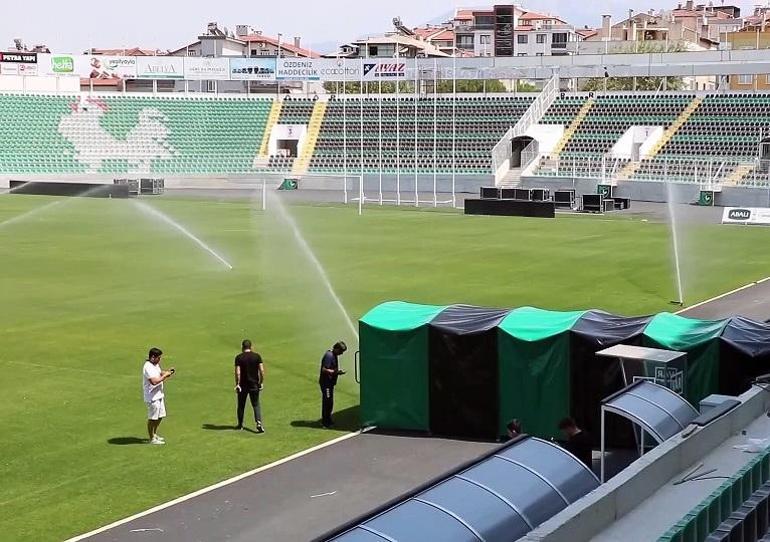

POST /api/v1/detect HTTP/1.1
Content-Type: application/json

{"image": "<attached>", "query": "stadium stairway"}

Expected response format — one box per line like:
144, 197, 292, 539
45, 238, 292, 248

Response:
498, 168, 523, 188
617, 96, 704, 181
292, 100, 327, 175
725, 162, 757, 186
551, 97, 595, 156
259, 99, 283, 158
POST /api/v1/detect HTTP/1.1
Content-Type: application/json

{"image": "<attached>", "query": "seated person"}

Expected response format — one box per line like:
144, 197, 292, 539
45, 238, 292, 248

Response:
502, 419, 522, 442
558, 417, 593, 469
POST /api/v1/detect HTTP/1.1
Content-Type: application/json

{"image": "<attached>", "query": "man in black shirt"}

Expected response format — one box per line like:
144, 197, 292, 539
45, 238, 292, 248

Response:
558, 417, 593, 469
234, 339, 265, 433
319, 341, 347, 428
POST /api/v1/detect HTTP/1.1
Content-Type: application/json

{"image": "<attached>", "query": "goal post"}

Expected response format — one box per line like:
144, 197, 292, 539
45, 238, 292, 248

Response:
237, 171, 458, 213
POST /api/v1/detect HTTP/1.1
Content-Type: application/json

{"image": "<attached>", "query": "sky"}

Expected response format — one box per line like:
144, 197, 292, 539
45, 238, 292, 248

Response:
0, 0, 760, 55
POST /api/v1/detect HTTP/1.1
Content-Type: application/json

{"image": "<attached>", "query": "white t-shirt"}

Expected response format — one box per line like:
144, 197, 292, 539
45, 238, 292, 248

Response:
142, 361, 164, 403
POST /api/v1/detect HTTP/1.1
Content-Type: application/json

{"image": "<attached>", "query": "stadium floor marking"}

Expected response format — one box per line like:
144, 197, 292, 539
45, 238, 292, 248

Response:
64, 427, 372, 542
676, 276, 770, 315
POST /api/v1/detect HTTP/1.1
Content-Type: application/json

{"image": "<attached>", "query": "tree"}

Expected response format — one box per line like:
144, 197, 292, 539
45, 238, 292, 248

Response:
579, 41, 687, 91
322, 78, 512, 94
581, 76, 683, 91
435, 79, 507, 93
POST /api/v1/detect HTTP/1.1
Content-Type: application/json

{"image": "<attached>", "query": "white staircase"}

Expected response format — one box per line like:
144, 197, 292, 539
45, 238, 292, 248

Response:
491, 75, 560, 185
499, 168, 524, 188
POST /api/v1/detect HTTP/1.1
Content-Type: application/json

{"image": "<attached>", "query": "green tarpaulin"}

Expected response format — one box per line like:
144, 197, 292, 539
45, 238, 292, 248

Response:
498, 308, 587, 438
642, 313, 729, 404
358, 301, 767, 441
359, 302, 447, 430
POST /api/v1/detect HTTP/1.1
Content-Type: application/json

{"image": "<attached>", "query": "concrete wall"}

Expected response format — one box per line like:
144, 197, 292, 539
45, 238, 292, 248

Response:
522, 386, 770, 542
520, 176, 770, 207
0, 174, 491, 195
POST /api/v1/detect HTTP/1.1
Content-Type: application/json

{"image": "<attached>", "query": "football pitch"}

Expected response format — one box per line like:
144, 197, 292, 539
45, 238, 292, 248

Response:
2, 193, 770, 541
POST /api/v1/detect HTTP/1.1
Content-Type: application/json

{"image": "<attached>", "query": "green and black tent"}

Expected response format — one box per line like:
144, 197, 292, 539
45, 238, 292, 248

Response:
359, 301, 770, 441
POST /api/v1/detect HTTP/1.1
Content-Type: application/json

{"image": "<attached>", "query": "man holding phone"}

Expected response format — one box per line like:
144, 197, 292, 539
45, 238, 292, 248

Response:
234, 339, 265, 433
319, 341, 347, 428
142, 347, 174, 445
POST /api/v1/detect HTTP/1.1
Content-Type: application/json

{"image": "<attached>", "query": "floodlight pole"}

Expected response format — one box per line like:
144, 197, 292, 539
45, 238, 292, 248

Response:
396, 34, 401, 206
452, 51, 457, 208
433, 57, 438, 207
343, 56, 348, 204
414, 57, 419, 207
360, 56, 365, 209
379, 77, 383, 205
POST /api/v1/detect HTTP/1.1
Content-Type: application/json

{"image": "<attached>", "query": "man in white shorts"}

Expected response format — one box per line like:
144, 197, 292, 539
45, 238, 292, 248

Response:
142, 347, 174, 445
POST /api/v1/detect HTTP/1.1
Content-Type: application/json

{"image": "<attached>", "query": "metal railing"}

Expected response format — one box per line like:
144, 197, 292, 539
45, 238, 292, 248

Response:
491, 74, 559, 184
531, 154, 770, 189
520, 139, 540, 173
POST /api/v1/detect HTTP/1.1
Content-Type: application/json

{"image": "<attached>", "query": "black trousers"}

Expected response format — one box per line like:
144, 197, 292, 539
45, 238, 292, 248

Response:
320, 384, 334, 427
237, 389, 262, 427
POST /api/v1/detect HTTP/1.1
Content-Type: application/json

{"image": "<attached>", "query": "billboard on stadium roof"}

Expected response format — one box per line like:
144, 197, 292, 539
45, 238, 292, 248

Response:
229, 58, 276, 81
0, 52, 37, 75
136, 56, 183, 79
39, 54, 137, 81
184, 57, 229, 80
276, 58, 318, 80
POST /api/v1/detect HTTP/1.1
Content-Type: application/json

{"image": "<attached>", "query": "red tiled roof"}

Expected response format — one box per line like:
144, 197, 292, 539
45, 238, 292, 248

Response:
455, 9, 474, 20
432, 29, 455, 41
577, 29, 598, 38
240, 34, 319, 58
413, 27, 440, 38
90, 47, 158, 56
519, 10, 563, 22
81, 78, 122, 86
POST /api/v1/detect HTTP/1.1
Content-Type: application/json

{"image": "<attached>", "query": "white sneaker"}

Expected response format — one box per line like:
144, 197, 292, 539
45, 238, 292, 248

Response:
150, 437, 165, 445
155, 435, 166, 443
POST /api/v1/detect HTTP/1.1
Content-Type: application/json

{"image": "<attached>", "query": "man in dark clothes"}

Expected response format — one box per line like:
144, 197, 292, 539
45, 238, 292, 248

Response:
319, 341, 347, 428
558, 417, 592, 469
234, 339, 265, 433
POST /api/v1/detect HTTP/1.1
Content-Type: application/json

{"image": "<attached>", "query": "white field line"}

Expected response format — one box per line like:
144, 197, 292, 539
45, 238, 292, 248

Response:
65, 428, 372, 541
676, 277, 770, 315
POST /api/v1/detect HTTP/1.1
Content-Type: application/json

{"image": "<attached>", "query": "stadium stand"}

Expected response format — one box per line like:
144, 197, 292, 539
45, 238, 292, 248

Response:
535, 94, 695, 179
1, 91, 769, 186
532, 93, 770, 187
0, 93, 272, 175
306, 95, 534, 175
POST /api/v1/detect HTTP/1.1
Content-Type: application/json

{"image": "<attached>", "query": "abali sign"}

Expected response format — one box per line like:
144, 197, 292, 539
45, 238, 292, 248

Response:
363, 62, 406, 80
722, 207, 770, 225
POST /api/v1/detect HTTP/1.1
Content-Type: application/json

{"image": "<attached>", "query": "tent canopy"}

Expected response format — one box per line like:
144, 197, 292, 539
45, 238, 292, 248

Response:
499, 307, 587, 342
360, 301, 448, 332
721, 317, 770, 358
359, 301, 770, 439
643, 312, 728, 350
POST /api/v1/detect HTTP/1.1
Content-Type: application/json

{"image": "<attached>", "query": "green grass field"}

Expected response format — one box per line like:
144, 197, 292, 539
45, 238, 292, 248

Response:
2, 194, 770, 541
